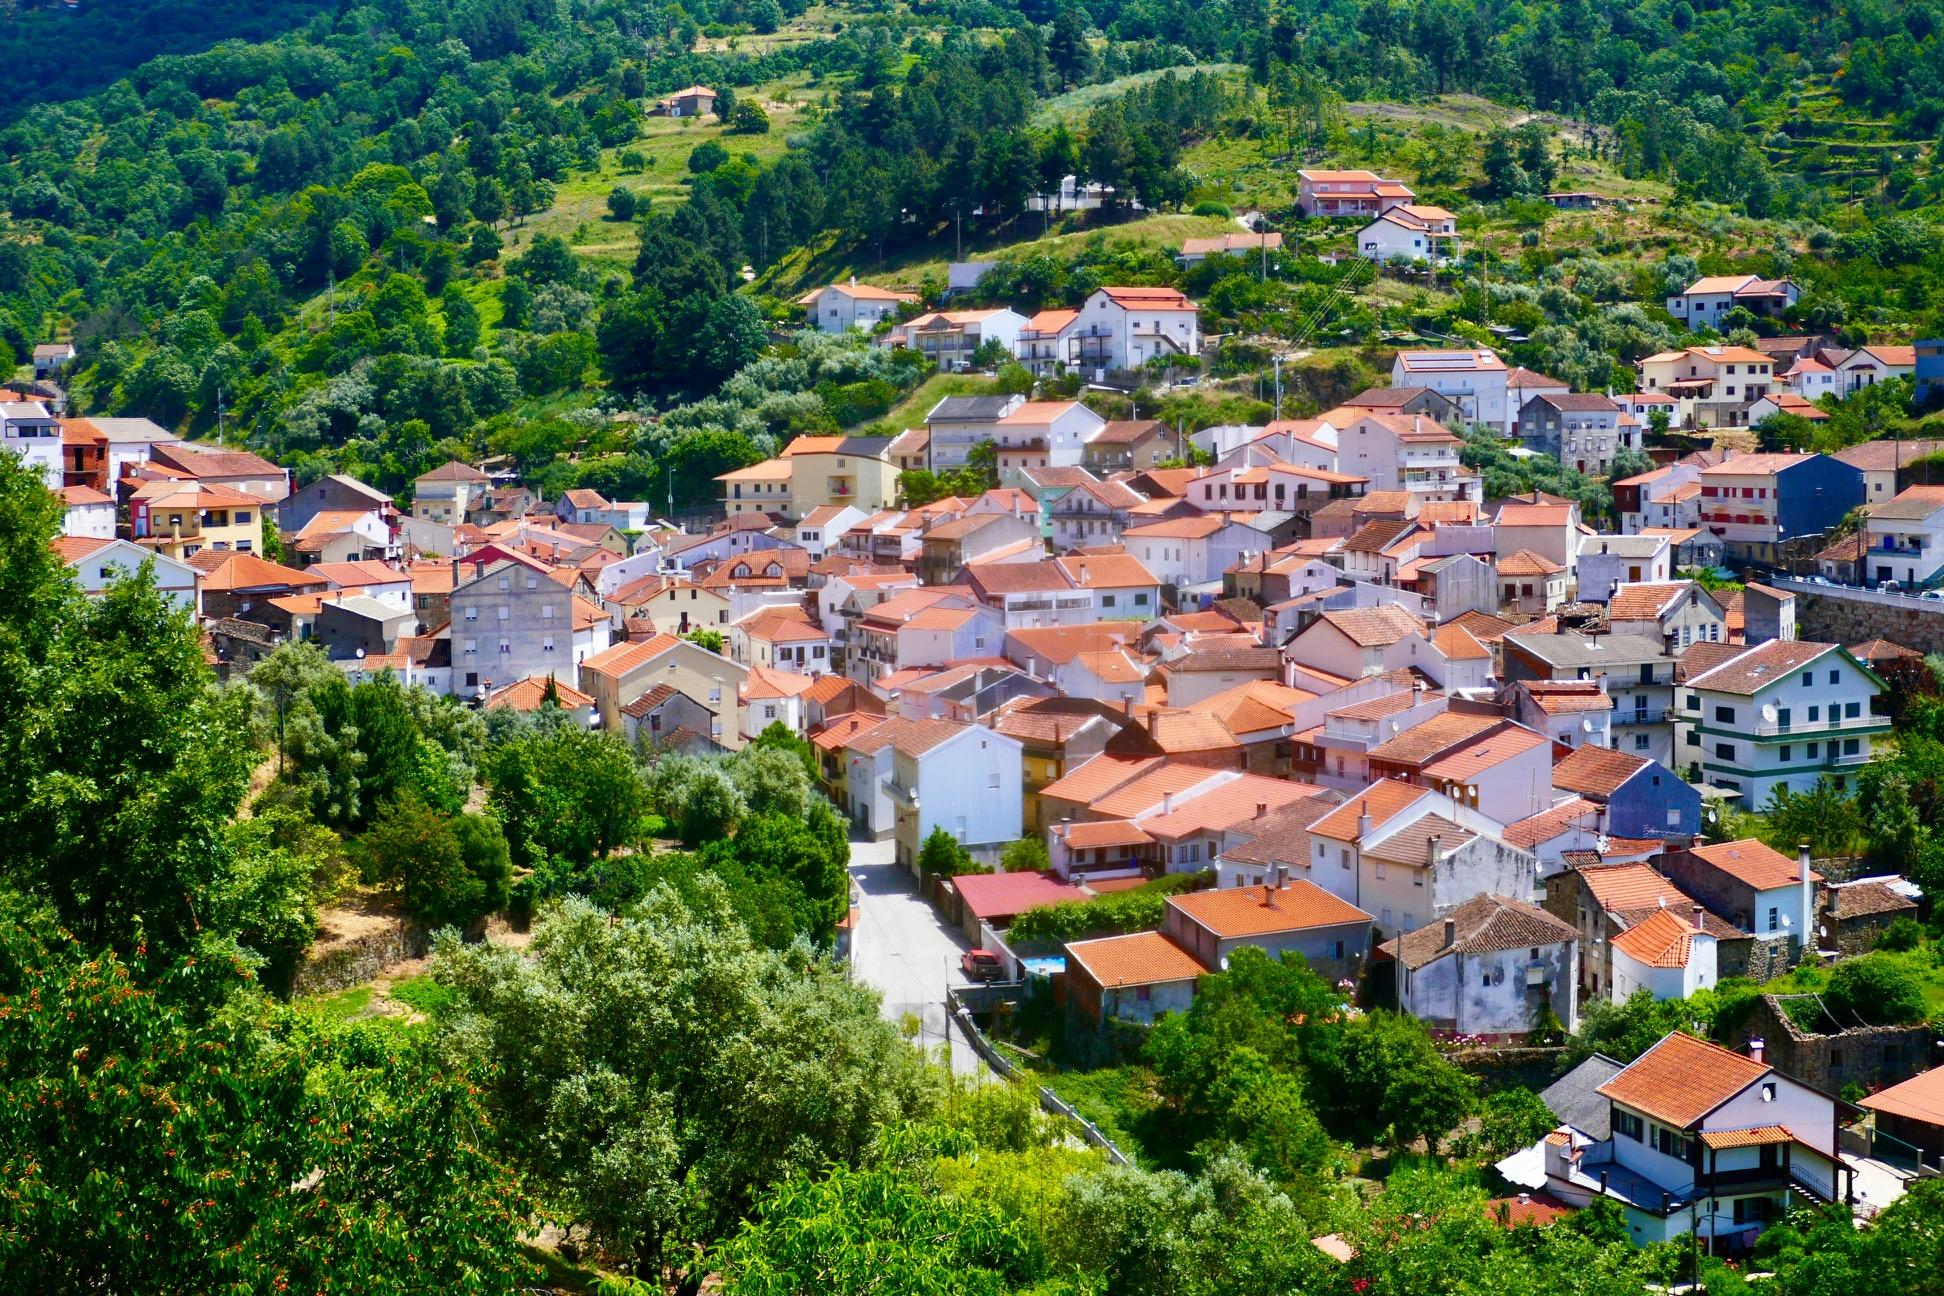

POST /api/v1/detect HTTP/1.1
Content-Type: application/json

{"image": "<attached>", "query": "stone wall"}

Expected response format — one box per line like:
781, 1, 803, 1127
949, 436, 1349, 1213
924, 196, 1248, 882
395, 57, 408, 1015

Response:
292, 921, 430, 997
1778, 580, 1944, 654
1724, 993, 1937, 1094
1444, 1044, 1569, 1094
1723, 934, 1799, 984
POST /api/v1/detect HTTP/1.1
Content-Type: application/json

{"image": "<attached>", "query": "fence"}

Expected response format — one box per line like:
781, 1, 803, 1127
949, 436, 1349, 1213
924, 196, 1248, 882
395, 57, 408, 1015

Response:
947, 988, 1131, 1167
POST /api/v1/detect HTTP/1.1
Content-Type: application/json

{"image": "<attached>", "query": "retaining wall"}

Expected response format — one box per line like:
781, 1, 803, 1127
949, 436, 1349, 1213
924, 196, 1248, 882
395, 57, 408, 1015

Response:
1773, 579, 1944, 654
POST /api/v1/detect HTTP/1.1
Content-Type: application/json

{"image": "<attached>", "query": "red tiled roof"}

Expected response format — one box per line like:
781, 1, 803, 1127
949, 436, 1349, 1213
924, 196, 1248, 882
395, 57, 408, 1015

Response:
1059, 819, 1154, 849
1612, 907, 1703, 969
1688, 839, 1821, 890
1310, 780, 1427, 842
1598, 1032, 1769, 1128
953, 871, 1088, 921
1551, 745, 1652, 798
1171, 879, 1370, 938
1859, 1066, 1944, 1127
1066, 930, 1205, 988
1383, 894, 1577, 969
1503, 798, 1600, 850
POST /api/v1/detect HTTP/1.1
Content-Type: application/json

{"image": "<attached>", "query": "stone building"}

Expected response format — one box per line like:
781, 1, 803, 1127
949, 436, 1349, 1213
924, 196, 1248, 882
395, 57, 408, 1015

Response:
1723, 993, 1937, 1095
1818, 879, 1919, 957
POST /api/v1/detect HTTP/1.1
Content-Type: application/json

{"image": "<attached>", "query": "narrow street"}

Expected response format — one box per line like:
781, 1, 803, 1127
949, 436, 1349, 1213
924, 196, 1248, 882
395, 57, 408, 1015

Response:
846, 836, 993, 1078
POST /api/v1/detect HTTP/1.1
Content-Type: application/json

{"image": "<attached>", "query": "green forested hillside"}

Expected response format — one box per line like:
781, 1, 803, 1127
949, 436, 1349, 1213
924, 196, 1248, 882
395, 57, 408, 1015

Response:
4, 0, 1944, 509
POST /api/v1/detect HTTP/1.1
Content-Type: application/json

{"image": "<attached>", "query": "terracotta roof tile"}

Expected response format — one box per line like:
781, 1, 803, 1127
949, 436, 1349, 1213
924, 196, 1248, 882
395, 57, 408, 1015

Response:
1824, 880, 1916, 919
1503, 798, 1601, 850
487, 675, 595, 711
1551, 745, 1653, 798
1597, 1032, 1769, 1128
1612, 907, 1703, 969
1366, 710, 1502, 767
1314, 604, 1424, 648
1172, 879, 1371, 938
1066, 930, 1206, 988
1310, 780, 1428, 842
1688, 839, 1822, 890
1059, 819, 1154, 849
1039, 755, 1160, 806
1684, 640, 1841, 695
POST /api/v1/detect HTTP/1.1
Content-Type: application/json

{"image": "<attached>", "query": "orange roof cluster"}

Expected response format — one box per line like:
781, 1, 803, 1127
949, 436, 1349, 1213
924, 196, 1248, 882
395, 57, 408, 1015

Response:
1688, 839, 1821, 890
1067, 930, 1206, 989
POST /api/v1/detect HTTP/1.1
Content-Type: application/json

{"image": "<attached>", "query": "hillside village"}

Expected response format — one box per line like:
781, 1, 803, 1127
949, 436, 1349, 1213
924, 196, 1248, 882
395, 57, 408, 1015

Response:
19, 244, 1944, 1264
16, 0, 1944, 1278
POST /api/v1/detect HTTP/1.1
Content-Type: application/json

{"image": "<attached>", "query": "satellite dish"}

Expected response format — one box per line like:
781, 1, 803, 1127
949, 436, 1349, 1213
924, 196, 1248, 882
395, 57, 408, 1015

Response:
1581, 718, 1595, 733
355, 647, 366, 660
1761, 702, 1779, 724
1780, 914, 1793, 929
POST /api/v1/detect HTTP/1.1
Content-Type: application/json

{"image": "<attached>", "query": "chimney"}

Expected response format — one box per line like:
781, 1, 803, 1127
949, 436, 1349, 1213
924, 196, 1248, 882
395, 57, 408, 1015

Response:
1799, 842, 1814, 949
1264, 871, 1280, 908
1427, 833, 1442, 870
1121, 695, 1133, 718
1691, 903, 1705, 933
1162, 791, 1175, 815
1518, 1193, 1531, 1207
1413, 680, 1424, 704
1255, 800, 1269, 820
1146, 709, 1159, 737
1443, 917, 1457, 948
1748, 1037, 1765, 1064
1275, 863, 1288, 890
1356, 811, 1372, 841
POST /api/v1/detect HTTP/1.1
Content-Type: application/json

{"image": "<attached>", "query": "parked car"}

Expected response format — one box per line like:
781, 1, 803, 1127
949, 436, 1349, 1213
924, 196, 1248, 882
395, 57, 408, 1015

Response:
1921, 590, 1944, 602
1880, 580, 1904, 594
960, 949, 1005, 982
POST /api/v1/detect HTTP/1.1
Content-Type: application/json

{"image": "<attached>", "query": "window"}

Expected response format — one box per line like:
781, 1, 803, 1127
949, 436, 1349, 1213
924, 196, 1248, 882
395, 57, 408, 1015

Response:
464, 606, 478, 622
1802, 672, 1813, 687
1830, 669, 1841, 685
1714, 705, 1735, 723
1687, 731, 1700, 747
1767, 906, 1779, 932
462, 639, 477, 656
1809, 705, 1820, 721
1340, 848, 1350, 868
1846, 701, 1861, 718
1686, 695, 1700, 711
709, 687, 722, 702
1654, 1126, 1692, 1161
235, 511, 252, 524
1375, 860, 1387, 880
1844, 737, 1860, 755
1807, 742, 1819, 757
1716, 742, 1735, 759
1780, 746, 1791, 761
542, 637, 555, 653
1634, 733, 1650, 751
498, 640, 510, 655
1614, 1111, 1644, 1141
988, 772, 1000, 789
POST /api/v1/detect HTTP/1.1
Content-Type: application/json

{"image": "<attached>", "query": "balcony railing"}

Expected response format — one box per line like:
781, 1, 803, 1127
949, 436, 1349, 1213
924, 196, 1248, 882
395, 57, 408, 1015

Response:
1745, 713, 1889, 738
1614, 706, 1672, 725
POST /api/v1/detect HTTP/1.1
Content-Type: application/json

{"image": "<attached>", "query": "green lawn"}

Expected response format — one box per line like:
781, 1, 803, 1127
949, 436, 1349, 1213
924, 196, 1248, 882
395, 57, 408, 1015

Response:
875, 371, 995, 431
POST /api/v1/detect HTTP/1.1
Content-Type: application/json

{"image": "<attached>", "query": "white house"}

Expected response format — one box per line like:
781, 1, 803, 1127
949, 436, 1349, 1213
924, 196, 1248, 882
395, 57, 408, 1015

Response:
59, 485, 116, 540
1606, 581, 1727, 654
1334, 410, 1475, 503
1068, 286, 1200, 376
1861, 484, 1944, 588
797, 280, 919, 333
1356, 204, 1459, 264
1385, 894, 1580, 1037
889, 720, 1025, 870
1679, 640, 1885, 801
1296, 169, 1415, 217
1608, 905, 1717, 1003
885, 308, 1027, 371
1663, 275, 1799, 325
1391, 350, 1512, 435
1530, 1031, 1846, 1248
1577, 533, 1672, 604
793, 503, 868, 562
993, 400, 1105, 482
1, 400, 62, 491
1832, 344, 1916, 398
1121, 514, 1272, 593
1778, 354, 1840, 402
56, 535, 199, 615
1015, 307, 1081, 376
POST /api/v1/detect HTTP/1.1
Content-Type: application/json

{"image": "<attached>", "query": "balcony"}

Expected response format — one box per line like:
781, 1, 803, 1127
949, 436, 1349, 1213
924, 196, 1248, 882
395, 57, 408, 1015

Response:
1748, 713, 1891, 738
1614, 706, 1672, 725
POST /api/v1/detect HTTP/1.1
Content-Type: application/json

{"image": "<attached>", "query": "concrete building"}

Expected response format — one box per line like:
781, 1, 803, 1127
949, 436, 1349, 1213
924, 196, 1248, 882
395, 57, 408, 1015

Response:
1678, 640, 1886, 801
1519, 393, 1635, 476
1578, 533, 1673, 604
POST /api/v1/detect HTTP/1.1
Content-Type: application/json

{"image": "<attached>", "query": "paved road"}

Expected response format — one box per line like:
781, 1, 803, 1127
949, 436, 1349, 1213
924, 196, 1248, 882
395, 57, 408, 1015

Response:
847, 836, 991, 1078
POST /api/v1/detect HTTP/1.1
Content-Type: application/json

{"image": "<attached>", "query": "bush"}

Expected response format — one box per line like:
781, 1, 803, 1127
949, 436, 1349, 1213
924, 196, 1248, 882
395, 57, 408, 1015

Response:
1877, 916, 1927, 953
1191, 200, 1231, 218
606, 186, 637, 221
1823, 954, 1929, 1026
728, 101, 770, 135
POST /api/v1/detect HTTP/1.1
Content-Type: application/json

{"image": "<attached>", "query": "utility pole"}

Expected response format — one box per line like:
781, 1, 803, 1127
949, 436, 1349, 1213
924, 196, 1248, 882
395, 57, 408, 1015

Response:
1273, 353, 1284, 420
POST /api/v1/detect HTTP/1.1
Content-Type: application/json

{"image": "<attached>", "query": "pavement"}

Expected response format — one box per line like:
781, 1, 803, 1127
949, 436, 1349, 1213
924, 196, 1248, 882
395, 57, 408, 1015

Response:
846, 835, 992, 1078
1843, 1153, 1912, 1218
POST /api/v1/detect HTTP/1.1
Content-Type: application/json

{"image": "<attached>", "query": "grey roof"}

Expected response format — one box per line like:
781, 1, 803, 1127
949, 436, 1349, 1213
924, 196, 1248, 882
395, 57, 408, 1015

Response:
927, 395, 1018, 423
323, 474, 395, 504
86, 417, 178, 444
1577, 534, 1669, 558
1504, 632, 1669, 670
323, 594, 412, 623
1540, 1053, 1627, 1140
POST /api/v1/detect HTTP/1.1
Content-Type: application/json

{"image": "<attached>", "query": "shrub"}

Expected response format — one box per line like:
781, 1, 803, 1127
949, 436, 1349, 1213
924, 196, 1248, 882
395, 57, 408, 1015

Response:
1823, 954, 1929, 1026
1877, 916, 1926, 952
1191, 200, 1231, 218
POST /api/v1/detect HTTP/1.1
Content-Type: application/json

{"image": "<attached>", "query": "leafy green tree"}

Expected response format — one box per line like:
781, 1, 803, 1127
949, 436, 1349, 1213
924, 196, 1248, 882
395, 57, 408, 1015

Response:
1762, 777, 1863, 859
0, 454, 257, 965
649, 754, 745, 846
0, 904, 537, 1291
358, 793, 510, 930
1001, 837, 1051, 873
431, 891, 938, 1273
1459, 1086, 1559, 1160
714, 1155, 1035, 1295
689, 140, 730, 174
726, 743, 814, 820
1303, 1010, 1476, 1151
607, 186, 638, 221
684, 626, 726, 653
919, 825, 980, 876
729, 101, 771, 135
751, 719, 818, 785
485, 725, 646, 866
